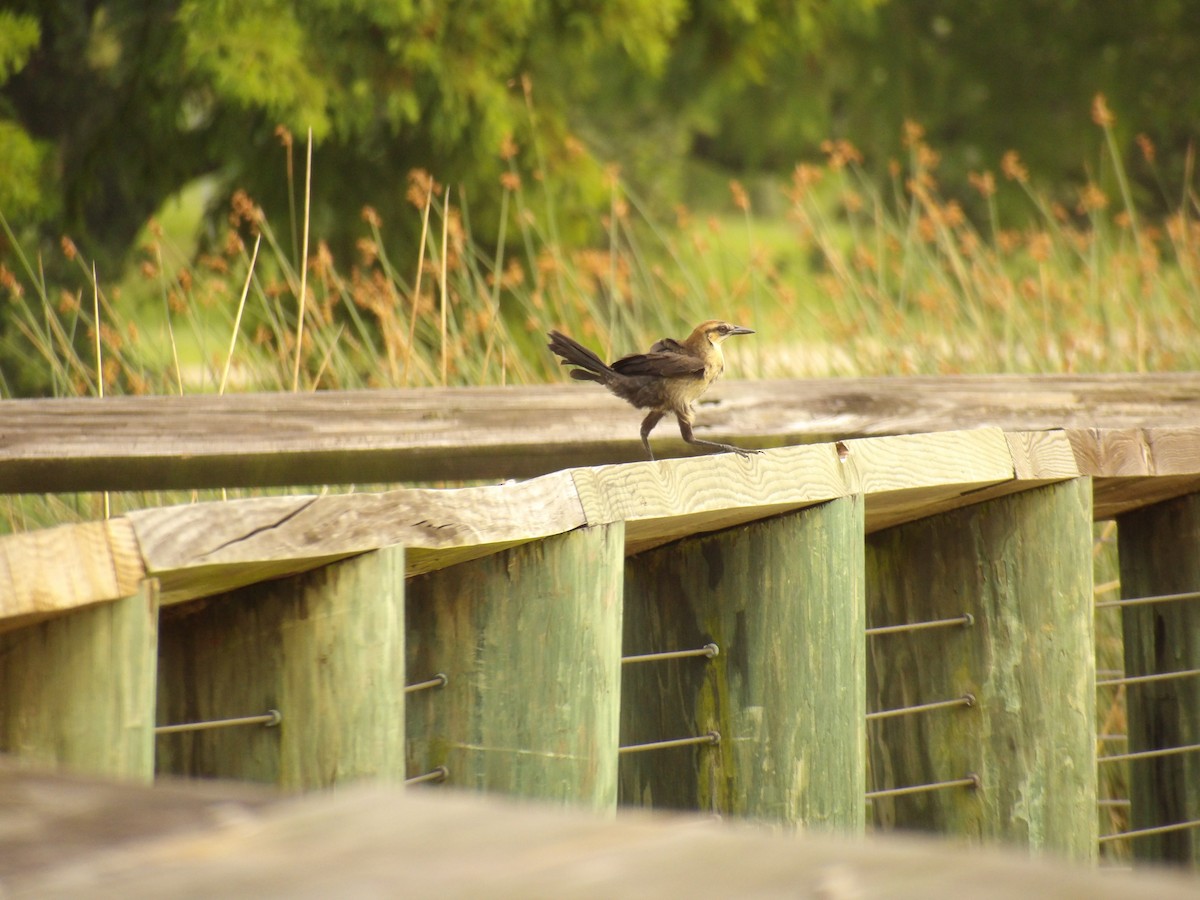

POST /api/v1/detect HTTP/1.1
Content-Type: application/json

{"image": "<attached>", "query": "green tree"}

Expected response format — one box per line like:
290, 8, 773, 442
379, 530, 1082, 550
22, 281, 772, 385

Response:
0, 0, 690, 269
1, 0, 884, 272
0, 10, 48, 222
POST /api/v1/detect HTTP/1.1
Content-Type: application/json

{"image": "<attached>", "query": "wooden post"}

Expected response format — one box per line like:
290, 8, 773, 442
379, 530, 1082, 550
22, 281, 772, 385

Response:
619, 497, 865, 830
0, 582, 158, 782
865, 478, 1096, 859
1117, 493, 1200, 864
156, 547, 405, 789
405, 524, 624, 811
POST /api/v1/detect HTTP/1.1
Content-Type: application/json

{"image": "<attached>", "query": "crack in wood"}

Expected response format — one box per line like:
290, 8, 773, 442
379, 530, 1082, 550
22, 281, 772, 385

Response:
199, 496, 323, 558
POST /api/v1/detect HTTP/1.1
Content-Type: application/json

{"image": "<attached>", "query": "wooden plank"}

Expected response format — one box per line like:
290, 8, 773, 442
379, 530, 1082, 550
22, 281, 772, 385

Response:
3, 425, 1196, 620
129, 470, 586, 604
0, 518, 144, 631
1068, 428, 1200, 518
572, 442, 849, 555
7, 767, 1200, 899
620, 498, 865, 829
1116, 493, 1200, 864
405, 524, 624, 810
865, 479, 1097, 859
842, 429, 1033, 532
575, 428, 1037, 550
156, 547, 406, 789
7, 374, 1200, 492
1004, 430, 1082, 480
881, 430, 1085, 527
0, 580, 158, 782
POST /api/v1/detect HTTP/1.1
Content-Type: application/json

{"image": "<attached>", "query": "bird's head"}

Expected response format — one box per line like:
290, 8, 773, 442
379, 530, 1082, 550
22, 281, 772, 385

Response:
695, 320, 755, 346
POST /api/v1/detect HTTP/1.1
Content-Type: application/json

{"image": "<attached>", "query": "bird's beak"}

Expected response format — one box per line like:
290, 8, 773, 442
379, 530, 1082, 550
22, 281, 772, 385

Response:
729, 326, 755, 336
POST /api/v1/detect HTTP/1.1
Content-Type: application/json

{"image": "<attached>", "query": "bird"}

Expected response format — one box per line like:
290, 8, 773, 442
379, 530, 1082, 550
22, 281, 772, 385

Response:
547, 320, 758, 460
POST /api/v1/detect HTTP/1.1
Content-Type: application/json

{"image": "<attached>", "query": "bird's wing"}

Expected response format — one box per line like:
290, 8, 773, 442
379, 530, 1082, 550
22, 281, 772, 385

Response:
648, 337, 687, 353
611, 350, 706, 378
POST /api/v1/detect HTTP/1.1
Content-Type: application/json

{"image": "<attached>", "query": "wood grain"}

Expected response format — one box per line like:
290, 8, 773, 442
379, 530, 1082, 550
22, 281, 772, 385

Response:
0, 581, 158, 781
156, 548, 407, 790
8, 373, 1200, 492
406, 525, 623, 810
1003, 430, 1081, 480
621, 497, 865, 829
572, 443, 848, 555
866, 479, 1097, 859
842, 429, 1021, 532
0, 518, 146, 628
1067, 427, 1200, 519
128, 470, 585, 604
5, 425, 1200, 620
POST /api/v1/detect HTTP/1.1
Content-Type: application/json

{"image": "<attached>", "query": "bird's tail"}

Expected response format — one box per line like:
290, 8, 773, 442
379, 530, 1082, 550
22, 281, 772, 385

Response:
547, 331, 612, 383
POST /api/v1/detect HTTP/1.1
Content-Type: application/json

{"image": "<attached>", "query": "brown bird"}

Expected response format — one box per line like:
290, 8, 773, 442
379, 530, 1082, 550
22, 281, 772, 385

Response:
547, 320, 758, 460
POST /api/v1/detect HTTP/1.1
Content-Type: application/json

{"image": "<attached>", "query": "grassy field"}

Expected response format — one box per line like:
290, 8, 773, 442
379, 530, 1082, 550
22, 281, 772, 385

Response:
3, 106, 1197, 403
3, 107, 1191, 855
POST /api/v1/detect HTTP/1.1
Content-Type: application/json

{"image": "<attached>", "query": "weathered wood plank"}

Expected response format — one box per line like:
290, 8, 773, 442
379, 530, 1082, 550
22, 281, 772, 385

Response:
575, 428, 1042, 549
840, 429, 1022, 532
129, 470, 585, 604
0, 518, 144, 632
572, 443, 849, 555
7, 766, 1199, 899
620, 498, 865, 830
0, 580, 158, 781
156, 547, 406, 789
1068, 427, 1200, 519
7, 373, 1200, 492
1, 426, 1195, 621
866, 479, 1097, 859
1116, 493, 1200, 864
405, 524, 623, 810
1004, 430, 1082, 480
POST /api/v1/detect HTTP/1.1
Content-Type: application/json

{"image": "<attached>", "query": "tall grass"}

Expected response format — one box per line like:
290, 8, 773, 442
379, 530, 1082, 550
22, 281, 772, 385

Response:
3, 100, 1197, 405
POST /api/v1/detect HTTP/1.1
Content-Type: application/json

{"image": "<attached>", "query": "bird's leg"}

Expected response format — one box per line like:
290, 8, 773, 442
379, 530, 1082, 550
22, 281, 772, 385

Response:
677, 418, 759, 457
640, 410, 665, 460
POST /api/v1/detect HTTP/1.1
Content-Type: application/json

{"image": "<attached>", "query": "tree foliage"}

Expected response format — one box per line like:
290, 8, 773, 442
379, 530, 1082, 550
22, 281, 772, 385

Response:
0, 0, 875, 269
0, 0, 1196, 277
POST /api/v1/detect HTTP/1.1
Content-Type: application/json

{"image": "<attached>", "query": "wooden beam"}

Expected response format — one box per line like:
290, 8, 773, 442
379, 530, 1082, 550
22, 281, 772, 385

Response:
7, 374, 1200, 492
0, 580, 158, 781
0, 518, 144, 633
2, 426, 1196, 623
865, 479, 1097, 859
155, 547, 406, 789
1116, 493, 1200, 864
571, 442, 850, 556
129, 470, 586, 604
405, 524, 624, 810
620, 498, 865, 829
1068, 427, 1200, 519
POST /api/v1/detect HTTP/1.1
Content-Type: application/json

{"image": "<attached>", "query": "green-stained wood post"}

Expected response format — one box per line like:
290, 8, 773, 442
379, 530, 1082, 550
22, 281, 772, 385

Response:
405, 524, 624, 811
0, 581, 159, 782
619, 497, 865, 830
1117, 493, 1200, 864
155, 547, 406, 789
865, 478, 1096, 859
